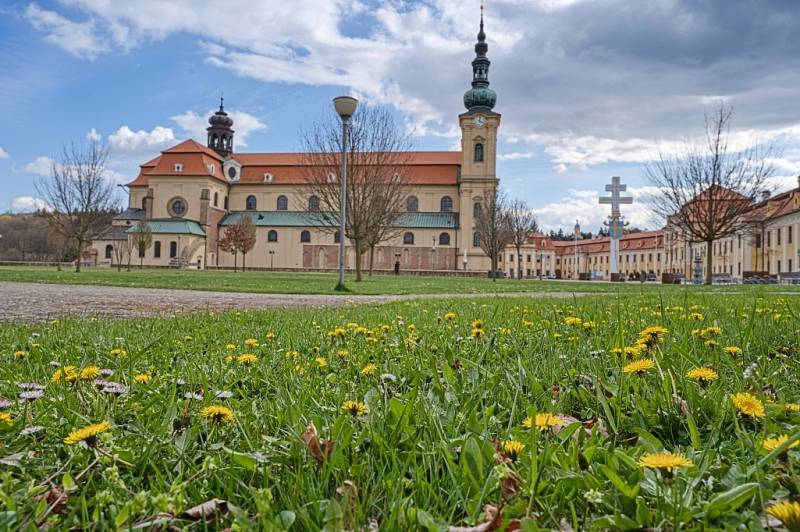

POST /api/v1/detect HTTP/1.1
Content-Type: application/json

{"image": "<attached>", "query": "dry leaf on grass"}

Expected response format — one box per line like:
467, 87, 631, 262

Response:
180, 498, 229, 522
448, 504, 503, 532
302, 422, 336, 465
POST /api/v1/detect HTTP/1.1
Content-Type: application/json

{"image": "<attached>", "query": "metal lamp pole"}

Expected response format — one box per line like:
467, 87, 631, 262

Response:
333, 96, 358, 291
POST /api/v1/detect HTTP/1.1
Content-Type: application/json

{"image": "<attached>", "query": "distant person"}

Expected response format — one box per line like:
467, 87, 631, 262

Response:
394, 260, 400, 275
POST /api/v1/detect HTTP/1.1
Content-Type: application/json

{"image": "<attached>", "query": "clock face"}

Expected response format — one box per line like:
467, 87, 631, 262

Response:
473, 116, 486, 127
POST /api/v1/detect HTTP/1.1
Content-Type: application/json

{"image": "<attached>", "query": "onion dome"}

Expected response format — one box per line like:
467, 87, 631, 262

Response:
463, 7, 497, 112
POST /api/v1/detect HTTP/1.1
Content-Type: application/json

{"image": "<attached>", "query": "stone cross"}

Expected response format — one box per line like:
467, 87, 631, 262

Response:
599, 176, 633, 278
599, 176, 633, 218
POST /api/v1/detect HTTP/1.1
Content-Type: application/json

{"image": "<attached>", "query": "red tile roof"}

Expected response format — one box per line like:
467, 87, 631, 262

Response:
551, 230, 664, 255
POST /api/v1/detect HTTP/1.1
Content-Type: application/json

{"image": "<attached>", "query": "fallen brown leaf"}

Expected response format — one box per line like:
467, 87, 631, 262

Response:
302, 421, 336, 465
36, 487, 68, 515
180, 498, 229, 522
448, 504, 502, 532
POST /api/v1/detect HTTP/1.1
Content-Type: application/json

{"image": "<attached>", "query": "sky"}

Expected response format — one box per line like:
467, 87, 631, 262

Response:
2, 0, 800, 232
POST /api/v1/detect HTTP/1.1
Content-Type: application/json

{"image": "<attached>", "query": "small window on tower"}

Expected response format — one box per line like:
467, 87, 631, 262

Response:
174, 163, 183, 172
474, 143, 484, 162
207, 164, 215, 175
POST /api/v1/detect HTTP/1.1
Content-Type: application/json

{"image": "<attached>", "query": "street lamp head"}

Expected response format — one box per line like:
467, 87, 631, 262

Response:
333, 96, 359, 121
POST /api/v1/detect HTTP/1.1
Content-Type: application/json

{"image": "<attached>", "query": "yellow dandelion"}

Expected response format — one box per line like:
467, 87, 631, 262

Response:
731, 392, 765, 418
225, 343, 237, 350
688, 313, 704, 321
0, 412, 12, 424
336, 349, 348, 359
237, 353, 258, 365
762, 435, 799, 452
51, 366, 78, 384
265, 332, 276, 340
134, 373, 152, 384
704, 339, 719, 347
786, 403, 800, 412
13, 350, 29, 359
623, 359, 655, 374
315, 357, 328, 367
471, 319, 484, 330
225, 355, 234, 363
522, 413, 560, 432
638, 325, 668, 347
638, 451, 694, 472
64, 421, 111, 445
564, 316, 582, 326
361, 363, 377, 376
78, 366, 100, 380
686, 367, 719, 383
200, 405, 235, 423
109, 348, 127, 357
328, 328, 347, 339
443, 312, 456, 321
583, 321, 596, 331
766, 501, 800, 530
501, 439, 525, 460
244, 338, 259, 347
341, 400, 367, 417
724, 346, 742, 355
183, 336, 193, 342
623, 345, 644, 357
471, 328, 484, 338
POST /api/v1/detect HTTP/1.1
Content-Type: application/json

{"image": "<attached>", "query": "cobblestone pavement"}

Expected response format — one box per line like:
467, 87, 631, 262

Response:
0, 282, 577, 322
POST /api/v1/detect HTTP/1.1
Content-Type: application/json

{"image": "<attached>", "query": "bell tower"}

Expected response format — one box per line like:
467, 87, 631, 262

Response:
459, 4, 500, 182
207, 96, 235, 157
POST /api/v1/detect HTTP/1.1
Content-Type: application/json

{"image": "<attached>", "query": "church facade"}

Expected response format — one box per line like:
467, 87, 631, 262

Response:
91, 14, 501, 273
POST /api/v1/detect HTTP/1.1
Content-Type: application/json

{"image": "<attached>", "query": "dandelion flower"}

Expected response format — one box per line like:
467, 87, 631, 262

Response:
443, 312, 456, 321
13, 350, 28, 359
315, 357, 328, 367
200, 405, 235, 423
686, 367, 719, 383
638, 326, 668, 347
336, 349, 348, 359
79, 366, 101, 381
731, 392, 765, 418
225, 343, 237, 350
471, 328, 484, 338
64, 421, 111, 445
183, 336, 193, 342
0, 412, 12, 424
361, 363, 377, 376
472, 319, 484, 330
109, 348, 127, 357
786, 403, 800, 412
724, 346, 742, 355
522, 413, 560, 432
766, 500, 800, 531
51, 366, 78, 383
564, 316, 582, 326
623, 359, 655, 374
638, 451, 694, 472
762, 435, 799, 452
501, 440, 525, 461
341, 400, 367, 417
237, 353, 258, 365
244, 338, 259, 347
134, 374, 152, 384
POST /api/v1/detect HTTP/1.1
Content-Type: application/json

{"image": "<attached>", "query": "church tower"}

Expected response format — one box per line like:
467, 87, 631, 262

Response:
459, 6, 500, 268
207, 97, 234, 157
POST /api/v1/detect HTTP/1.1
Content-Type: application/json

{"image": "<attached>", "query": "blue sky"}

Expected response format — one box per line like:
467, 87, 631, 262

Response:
2, 0, 800, 231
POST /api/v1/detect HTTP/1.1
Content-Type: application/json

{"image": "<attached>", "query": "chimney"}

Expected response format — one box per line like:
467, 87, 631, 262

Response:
761, 190, 771, 201
144, 188, 154, 220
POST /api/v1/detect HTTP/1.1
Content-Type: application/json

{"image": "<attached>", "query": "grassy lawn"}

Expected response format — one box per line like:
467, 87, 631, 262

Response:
1, 266, 797, 295
0, 293, 798, 529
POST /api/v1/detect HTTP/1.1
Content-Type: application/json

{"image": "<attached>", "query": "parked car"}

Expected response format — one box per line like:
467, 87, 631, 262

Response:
712, 273, 734, 284
487, 270, 507, 279
646, 273, 657, 282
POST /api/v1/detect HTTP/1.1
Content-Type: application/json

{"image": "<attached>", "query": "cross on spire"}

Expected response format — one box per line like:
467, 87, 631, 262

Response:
598, 176, 633, 218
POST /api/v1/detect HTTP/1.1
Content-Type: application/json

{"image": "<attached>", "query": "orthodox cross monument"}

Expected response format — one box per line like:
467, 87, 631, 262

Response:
599, 176, 633, 276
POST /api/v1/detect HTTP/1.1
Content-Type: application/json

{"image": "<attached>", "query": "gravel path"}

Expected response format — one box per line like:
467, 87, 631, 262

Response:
0, 281, 578, 322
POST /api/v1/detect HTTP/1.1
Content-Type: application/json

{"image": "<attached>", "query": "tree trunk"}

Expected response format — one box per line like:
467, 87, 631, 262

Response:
705, 239, 713, 285
242, 252, 246, 272
491, 254, 497, 282
140, 255, 144, 269
516, 244, 523, 280
368, 246, 375, 276
355, 243, 363, 282
74, 240, 82, 272
233, 252, 238, 272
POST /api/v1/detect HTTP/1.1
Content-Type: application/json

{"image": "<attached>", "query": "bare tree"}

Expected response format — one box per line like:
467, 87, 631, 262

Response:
645, 104, 779, 284
219, 224, 240, 272
35, 141, 118, 272
474, 186, 512, 280
130, 220, 153, 269
301, 106, 412, 282
237, 215, 257, 272
507, 199, 538, 280
113, 238, 134, 271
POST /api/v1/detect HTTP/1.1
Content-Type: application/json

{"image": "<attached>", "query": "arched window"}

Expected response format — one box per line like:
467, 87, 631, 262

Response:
105, 244, 113, 259
473, 202, 482, 218
406, 196, 419, 212
300, 230, 311, 243
214, 192, 219, 207
334, 230, 341, 244
277, 195, 288, 211
268, 230, 278, 242
473, 231, 481, 247
308, 195, 320, 212
474, 143, 484, 162
246, 195, 257, 210
439, 232, 451, 246
440, 196, 453, 212
403, 232, 415, 245
224, 196, 228, 210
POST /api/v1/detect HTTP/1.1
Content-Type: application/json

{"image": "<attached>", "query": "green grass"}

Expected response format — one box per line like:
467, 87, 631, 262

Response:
0, 293, 798, 529
1, 266, 797, 295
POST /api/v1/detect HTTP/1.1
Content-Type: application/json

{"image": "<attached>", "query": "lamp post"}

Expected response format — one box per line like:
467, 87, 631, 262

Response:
573, 220, 580, 280
333, 95, 358, 291
269, 250, 275, 270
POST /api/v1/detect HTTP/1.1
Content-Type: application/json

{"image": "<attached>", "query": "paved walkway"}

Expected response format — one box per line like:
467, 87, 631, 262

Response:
0, 282, 576, 322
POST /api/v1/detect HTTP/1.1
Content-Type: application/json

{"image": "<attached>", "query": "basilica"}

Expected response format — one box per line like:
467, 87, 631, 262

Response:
91, 14, 501, 273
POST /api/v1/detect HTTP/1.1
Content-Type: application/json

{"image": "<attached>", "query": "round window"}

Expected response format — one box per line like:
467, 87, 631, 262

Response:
168, 197, 187, 217
228, 166, 237, 179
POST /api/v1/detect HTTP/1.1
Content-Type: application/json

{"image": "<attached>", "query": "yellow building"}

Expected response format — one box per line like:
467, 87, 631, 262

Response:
91, 13, 502, 273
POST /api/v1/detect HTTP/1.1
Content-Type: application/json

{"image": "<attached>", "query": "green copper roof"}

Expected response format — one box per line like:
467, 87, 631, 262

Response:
221, 211, 459, 229
126, 220, 206, 236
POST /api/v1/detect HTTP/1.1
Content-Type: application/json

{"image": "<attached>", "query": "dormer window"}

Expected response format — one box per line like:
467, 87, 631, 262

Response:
392, 172, 401, 183
327, 173, 337, 183
227, 165, 239, 181
263, 173, 273, 183
207, 164, 215, 175
174, 163, 184, 172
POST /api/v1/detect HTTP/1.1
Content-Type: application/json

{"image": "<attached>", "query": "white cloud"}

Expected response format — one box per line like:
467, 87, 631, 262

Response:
497, 151, 535, 161
170, 109, 265, 147
23, 155, 54, 176
108, 125, 176, 155
0, 147, 9, 159
86, 128, 102, 142
10, 196, 47, 213
24, 3, 108, 60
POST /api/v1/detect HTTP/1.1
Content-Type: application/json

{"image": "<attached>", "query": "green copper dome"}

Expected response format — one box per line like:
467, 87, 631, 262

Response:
463, 10, 496, 112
